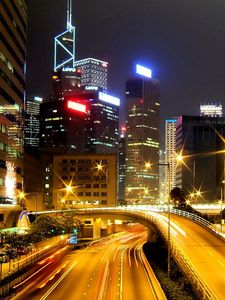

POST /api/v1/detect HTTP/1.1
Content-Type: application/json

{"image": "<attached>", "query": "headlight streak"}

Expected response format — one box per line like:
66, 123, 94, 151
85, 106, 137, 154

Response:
40, 261, 78, 300
38, 261, 69, 289
38, 245, 69, 265
147, 211, 187, 237
120, 246, 127, 300
13, 261, 52, 289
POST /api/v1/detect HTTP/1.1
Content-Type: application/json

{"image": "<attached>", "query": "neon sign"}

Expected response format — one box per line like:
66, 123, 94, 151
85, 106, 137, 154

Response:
99, 92, 120, 106
67, 100, 86, 113
136, 64, 152, 78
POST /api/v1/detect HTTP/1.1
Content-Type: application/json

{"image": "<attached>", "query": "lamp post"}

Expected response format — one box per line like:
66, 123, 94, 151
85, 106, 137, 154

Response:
218, 200, 223, 233
145, 162, 171, 278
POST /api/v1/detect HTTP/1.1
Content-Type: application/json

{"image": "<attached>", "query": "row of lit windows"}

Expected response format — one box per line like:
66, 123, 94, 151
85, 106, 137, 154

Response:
62, 159, 108, 165
61, 174, 107, 181
0, 51, 14, 74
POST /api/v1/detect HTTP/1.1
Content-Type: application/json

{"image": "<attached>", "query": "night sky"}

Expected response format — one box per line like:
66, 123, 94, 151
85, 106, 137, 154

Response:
27, 0, 225, 140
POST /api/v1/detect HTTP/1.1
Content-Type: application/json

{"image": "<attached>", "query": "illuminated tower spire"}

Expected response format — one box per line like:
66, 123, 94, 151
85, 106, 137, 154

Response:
67, 0, 72, 30
54, 0, 75, 71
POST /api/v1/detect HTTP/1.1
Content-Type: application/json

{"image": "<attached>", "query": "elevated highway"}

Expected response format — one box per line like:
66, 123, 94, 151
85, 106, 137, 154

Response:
6, 206, 225, 299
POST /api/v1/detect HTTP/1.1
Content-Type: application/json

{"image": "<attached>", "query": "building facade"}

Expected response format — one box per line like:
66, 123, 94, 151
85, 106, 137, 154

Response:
200, 103, 223, 117
52, 68, 82, 101
25, 96, 42, 149
125, 74, 160, 204
40, 91, 119, 208
52, 153, 117, 209
118, 128, 126, 204
165, 119, 177, 195
176, 115, 225, 202
74, 58, 108, 91
0, 0, 27, 205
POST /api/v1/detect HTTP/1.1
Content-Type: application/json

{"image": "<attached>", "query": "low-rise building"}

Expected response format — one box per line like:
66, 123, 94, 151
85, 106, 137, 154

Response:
52, 153, 117, 209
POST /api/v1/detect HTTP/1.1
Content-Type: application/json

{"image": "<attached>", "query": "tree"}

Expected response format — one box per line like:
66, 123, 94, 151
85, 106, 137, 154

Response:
170, 187, 186, 207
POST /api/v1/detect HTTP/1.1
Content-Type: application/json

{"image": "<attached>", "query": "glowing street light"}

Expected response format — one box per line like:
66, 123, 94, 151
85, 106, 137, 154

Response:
196, 190, 201, 197
66, 184, 72, 193
96, 163, 103, 172
176, 153, 184, 163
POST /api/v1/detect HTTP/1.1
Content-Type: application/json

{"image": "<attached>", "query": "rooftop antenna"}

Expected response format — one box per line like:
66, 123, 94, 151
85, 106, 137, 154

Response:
67, 0, 72, 30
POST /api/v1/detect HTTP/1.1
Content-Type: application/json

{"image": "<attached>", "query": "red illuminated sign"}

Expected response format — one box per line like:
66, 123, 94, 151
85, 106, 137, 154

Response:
67, 100, 86, 113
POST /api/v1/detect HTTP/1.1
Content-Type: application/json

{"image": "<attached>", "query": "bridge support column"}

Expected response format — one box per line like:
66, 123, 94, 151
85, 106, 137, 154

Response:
93, 218, 101, 239
147, 228, 158, 243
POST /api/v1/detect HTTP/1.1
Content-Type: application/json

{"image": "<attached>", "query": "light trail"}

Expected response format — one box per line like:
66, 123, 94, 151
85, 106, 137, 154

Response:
13, 261, 52, 289
120, 246, 127, 300
40, 261, 78, 300
97, 260, 109, 300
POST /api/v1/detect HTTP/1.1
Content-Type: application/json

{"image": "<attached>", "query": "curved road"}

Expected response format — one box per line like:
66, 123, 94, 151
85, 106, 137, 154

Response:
13, 224, 166, 300
151, 212, 225, 299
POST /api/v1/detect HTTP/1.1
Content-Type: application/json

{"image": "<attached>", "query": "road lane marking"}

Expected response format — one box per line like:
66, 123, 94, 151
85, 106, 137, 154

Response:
40, 261, 77, 300
208, 251, 214, 257
217, 259, 225, 268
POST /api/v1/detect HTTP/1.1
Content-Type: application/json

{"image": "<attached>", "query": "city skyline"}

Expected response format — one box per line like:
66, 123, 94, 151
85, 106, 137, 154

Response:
27, 0, 225, 128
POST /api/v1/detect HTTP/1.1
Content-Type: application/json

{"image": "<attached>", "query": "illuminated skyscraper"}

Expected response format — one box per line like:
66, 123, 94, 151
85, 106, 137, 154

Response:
0, 0, 27, 205
40, 91, 119, 207
176, 115, 225, 202
54, 0, 75, 71
74, 58, 108, 91
25, 96, 43, 149
52, 67, 82, 101
165, 119, 177, 195
125, 65, 160, 204
118, 127, 126, 204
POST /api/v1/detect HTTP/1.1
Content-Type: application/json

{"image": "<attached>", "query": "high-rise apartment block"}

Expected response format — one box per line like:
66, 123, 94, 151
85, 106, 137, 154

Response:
125, 65, 160, 204
0, 0, 27, 205
176, 115, 225, 202
74, 58, 108, 91
165, 119, 177, 195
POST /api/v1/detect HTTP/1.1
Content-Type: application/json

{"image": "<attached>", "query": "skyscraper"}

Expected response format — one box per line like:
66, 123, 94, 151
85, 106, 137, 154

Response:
54, 0, 75, 71
74, 58, 108, 91
176, 115, 225, 202
25, 96, 42, 149
40, 91, 119, 208
165, 119, 177, 195
0, 0, 27, 205
52, 67, 82, 101
125, 65, 160, 204
118, 127, 126, 204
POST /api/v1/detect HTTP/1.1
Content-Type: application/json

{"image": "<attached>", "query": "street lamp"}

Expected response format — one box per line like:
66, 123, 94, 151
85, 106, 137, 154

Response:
218, 200, 223, 233
18, 191, 25, 208
145, 161, 171, 278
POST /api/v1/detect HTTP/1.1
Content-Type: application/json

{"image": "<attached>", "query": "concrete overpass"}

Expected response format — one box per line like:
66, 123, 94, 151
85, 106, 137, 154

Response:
1, 206, 224, 299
